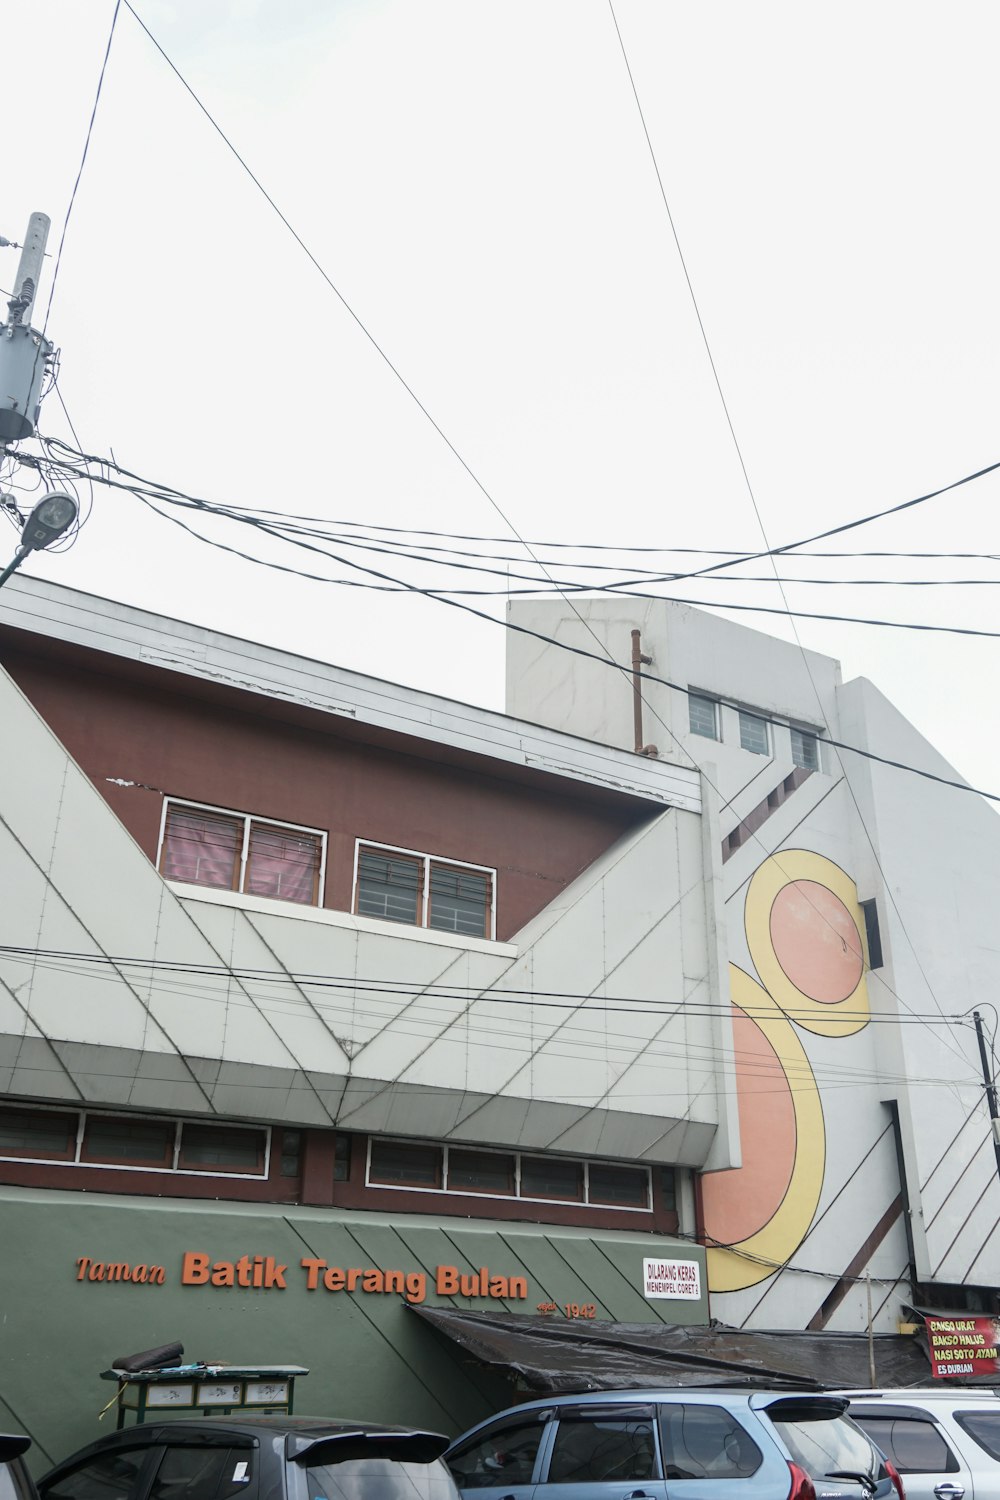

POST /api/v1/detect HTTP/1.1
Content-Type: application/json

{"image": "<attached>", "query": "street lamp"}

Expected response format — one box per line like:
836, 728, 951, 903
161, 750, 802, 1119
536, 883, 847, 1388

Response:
0, 491, 79, 589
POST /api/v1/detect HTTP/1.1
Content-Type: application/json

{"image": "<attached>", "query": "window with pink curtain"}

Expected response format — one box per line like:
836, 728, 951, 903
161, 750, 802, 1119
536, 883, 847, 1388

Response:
161, 806, 242, 889
245, 823, 321, 904
160, 802, 323, 906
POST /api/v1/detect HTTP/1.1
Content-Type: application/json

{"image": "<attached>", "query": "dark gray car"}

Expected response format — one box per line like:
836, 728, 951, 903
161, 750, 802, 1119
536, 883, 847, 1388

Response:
38, 1418, 460, 1500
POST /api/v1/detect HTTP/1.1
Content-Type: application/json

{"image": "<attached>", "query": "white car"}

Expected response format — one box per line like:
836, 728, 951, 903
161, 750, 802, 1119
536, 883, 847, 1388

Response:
839, 1388, 1000, 1500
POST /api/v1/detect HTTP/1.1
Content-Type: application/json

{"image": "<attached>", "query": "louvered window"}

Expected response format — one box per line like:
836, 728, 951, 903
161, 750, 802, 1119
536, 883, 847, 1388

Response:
159, 800, 324, 906
354, 842, 495, 939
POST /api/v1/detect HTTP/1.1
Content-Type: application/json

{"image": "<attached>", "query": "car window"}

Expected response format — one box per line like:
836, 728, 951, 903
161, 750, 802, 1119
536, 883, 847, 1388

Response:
148, 1447, 253, 1500
303, 1459, 458, 1500
44, 1449, 150, 1500
854, 1417, 958, 1475
658, 1406, 761, 1481
954, 1410, 1000, 1462
546, 1415, 660, 1484
447, 1419, 548, 1489
769, 1415, 877, 1486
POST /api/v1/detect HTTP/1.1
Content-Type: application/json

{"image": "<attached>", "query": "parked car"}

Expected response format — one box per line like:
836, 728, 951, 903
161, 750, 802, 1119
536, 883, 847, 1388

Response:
836, 1388, 1000, 1500
37, 1418, 460, 1500
1, 1435, 37, 1500
444, 1389, 904, 1500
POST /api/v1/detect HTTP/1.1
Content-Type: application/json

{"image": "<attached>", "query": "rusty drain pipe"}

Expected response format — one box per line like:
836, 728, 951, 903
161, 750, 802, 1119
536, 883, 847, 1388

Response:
630, 628, 658, 757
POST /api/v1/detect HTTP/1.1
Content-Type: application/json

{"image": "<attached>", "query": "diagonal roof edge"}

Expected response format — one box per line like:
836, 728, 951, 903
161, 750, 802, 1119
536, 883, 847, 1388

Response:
0, 576, 700, 812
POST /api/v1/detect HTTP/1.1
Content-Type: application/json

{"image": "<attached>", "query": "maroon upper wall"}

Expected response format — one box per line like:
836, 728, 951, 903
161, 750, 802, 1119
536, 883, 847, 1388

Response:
4, 646, 653, 940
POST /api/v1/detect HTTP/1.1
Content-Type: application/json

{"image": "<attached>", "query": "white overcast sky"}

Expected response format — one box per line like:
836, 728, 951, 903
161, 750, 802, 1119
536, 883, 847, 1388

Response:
4, 0, 1000, 803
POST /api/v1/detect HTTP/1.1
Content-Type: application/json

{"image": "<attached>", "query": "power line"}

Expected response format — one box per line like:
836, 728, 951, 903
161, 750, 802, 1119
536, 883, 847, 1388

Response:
607, 0, 977, 1090
117, 4, 1000, 612
32, 440, 1000, 629
41, 0, 121, 337
0, 946, 973, 1026
27, 10, 996, 1096
16, 440, 1000, 806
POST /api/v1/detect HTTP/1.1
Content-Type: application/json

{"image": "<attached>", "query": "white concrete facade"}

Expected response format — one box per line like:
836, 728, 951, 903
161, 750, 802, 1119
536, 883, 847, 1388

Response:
0, 582, 737, 1201
507, 597, 1000, 1331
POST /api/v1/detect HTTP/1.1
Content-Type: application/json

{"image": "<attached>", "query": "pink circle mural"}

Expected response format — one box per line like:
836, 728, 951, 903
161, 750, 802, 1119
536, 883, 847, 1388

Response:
769, 879, 865, 1003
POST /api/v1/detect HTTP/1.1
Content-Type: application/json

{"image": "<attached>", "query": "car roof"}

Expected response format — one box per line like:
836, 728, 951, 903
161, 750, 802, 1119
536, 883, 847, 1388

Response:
40, 1416, 447, 1482
840, 1390, 1000, 1401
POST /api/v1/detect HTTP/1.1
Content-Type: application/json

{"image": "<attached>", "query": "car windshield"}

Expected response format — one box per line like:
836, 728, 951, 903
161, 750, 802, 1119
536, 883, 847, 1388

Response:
303, 1460, 458, 1500
954, 1410, 1000, 1462
770, 1415, 877, 1484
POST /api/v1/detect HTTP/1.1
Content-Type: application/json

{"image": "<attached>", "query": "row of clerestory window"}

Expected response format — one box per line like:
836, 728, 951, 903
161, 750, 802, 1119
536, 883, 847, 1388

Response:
688, 693, 820, 770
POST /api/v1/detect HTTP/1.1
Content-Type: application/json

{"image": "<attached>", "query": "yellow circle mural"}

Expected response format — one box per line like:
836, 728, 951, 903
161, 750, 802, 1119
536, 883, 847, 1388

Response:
703, 966, 825, 1292
745, 850, 871, 1038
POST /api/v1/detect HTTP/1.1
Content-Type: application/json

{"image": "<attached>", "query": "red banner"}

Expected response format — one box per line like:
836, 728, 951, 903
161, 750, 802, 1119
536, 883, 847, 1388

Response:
927, 1315, 1000, 1378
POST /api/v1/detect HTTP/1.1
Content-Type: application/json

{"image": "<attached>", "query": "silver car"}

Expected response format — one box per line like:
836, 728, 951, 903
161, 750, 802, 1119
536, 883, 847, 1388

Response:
840, 1389, 1000, 1500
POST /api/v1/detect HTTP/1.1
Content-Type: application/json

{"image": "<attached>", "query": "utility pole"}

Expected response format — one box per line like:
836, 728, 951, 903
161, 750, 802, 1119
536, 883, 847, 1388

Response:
0, 211, 54, 445
0, 211, 77, 581
973, 1010, 1000, 1187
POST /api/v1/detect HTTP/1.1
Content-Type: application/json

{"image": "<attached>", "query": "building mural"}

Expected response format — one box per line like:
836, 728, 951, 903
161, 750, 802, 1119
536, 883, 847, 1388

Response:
508, 593, 1000, 1332
704, 851, 870, 1293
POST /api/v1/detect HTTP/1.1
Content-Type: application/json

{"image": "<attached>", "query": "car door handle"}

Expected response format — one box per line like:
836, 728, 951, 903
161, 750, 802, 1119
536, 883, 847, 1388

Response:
934, 1486, 966, 1500
622, 1491, 653, 1499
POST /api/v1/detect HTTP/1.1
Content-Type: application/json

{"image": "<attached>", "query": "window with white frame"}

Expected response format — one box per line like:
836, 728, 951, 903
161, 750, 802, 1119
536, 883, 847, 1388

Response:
354, 842, 496, 939
159, 799, 325, 907
738, 710, 769, 755
366, 1137, 652, 1210
0, 1105, 271, 1179
790, 726, 820, 771
688, 693, 720, 741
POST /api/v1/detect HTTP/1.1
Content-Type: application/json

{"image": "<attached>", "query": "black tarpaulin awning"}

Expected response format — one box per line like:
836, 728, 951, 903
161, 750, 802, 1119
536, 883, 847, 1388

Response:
409, 1307, 931, 1393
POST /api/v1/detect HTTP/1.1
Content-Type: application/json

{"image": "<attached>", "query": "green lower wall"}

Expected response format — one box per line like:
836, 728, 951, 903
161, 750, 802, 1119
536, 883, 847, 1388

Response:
0, 1187, 707, 1470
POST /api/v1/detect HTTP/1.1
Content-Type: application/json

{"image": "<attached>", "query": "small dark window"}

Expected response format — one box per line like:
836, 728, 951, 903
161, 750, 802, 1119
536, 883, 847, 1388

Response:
862, 898, 883, 968
588, 1164, 650, 1208
428, 862, 491, 938
661, 1166, 677, 1211
659, 1405, 761, 1480
447, 1418, 547, 1490
280, 1130, 301, 1178
448, 1149, 515, 1195
0, 1107, 77, 1160
82, 1117, 175, 1168
333, 1133, 352, 1181
855, 1417, 957, 1475
520, 1156, 584, 1201
548, 1414, 660, 1484
178, 1124, 266, 1175
369, 1138, 442, 1187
